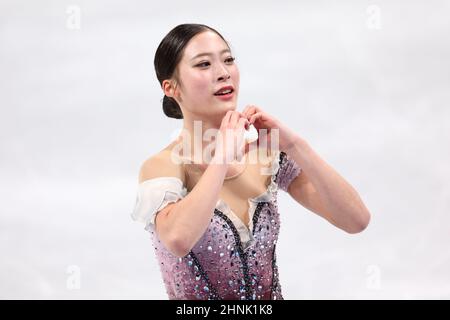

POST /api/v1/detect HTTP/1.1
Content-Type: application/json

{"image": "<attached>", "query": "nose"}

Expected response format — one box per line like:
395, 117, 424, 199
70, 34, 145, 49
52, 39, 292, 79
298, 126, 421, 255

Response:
218, 73, 231, 81
217, 63, 231, 81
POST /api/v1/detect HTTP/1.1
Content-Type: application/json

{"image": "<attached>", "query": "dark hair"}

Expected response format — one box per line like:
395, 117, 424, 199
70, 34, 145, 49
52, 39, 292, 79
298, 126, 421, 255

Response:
154, 23, 231, 119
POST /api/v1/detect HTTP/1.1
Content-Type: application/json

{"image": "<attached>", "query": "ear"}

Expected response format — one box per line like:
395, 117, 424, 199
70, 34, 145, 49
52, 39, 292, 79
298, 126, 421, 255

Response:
162, 80, 175, 98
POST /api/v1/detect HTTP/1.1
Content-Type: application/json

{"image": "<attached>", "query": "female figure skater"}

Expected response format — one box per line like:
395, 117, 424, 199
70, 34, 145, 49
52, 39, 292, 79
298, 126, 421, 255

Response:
131, 23, 371, 300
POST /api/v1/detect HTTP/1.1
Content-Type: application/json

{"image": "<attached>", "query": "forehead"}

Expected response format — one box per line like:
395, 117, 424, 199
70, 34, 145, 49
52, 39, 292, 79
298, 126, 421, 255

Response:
182, 31, 229, 61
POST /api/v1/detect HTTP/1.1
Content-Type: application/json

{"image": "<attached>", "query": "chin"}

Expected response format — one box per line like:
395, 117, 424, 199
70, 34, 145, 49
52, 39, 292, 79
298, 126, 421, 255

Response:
213, 103, 234, 112
224, 101, 238, 109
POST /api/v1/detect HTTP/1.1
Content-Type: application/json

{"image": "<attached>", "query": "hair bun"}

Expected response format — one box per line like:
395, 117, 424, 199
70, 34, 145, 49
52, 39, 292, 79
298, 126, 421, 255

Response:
162, 95, 183, 119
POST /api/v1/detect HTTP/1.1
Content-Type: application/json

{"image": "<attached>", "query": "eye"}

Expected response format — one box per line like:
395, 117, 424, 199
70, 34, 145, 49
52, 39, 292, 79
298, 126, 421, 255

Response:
225, 56, 236, 64
196, 56, 236, 68
197, 61, 210, 68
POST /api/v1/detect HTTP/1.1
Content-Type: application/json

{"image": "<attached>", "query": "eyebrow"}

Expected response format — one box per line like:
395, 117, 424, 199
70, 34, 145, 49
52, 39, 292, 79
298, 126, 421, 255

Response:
190, 48, 231, 61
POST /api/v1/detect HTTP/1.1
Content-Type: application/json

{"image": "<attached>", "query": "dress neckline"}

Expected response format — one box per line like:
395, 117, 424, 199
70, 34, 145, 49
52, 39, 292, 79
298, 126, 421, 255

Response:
211, 150, 281, 249
138, 150, 282, 249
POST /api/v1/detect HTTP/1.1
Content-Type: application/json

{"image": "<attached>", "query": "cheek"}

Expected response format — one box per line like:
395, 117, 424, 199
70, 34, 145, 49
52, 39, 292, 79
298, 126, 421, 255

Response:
190, 75, 211, 96
177, 70, 208, 98
232, 67, 240, 84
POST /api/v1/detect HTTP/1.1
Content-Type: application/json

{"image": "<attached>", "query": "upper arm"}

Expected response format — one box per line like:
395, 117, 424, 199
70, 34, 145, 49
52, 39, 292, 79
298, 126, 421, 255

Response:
137, 151, 187, 252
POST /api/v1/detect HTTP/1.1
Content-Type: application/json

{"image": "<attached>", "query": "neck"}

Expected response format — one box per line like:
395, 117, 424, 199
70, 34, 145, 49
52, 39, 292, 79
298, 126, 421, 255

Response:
178, 112, 224, 164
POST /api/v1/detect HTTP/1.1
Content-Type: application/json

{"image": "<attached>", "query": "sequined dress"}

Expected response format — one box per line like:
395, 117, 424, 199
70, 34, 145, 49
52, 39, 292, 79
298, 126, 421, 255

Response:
131, 150, 301, 300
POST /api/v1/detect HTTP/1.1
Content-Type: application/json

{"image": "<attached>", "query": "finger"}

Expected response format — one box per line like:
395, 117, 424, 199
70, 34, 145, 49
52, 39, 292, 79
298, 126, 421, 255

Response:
240, 113, 250, 130
242, 105, 256, 119
249, 112, 263, 124
229, 111, 240, 127
236, 118, 248, 142
242, 105, 251, 116
222, 110, 233, 127
237, 117, 249, 132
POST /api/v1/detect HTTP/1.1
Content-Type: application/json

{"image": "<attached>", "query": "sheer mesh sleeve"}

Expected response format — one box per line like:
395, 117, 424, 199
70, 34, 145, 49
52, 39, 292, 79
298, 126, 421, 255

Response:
274, 151, 302, 192
131, 177, 187, 230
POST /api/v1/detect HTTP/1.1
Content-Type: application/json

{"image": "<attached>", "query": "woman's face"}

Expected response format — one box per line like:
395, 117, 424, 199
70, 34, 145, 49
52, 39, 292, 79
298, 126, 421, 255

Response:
170, 30, 240, 119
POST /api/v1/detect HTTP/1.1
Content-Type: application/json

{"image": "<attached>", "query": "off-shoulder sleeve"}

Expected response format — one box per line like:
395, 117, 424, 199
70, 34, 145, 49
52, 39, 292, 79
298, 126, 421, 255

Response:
274, 151, 302, 192
130, 177, 187, 230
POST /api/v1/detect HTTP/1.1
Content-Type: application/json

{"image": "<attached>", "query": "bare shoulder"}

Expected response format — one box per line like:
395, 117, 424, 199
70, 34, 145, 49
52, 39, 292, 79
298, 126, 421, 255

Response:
138, 144, 186, 185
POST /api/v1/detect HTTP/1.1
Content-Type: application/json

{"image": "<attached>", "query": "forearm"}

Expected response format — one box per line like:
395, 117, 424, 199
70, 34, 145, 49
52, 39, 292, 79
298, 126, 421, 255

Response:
284, 136, 371, 232
170, 156, 227, 251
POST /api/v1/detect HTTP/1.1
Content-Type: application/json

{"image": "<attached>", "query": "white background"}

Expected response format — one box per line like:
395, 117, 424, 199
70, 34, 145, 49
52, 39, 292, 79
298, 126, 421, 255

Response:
1, 0, 449, 299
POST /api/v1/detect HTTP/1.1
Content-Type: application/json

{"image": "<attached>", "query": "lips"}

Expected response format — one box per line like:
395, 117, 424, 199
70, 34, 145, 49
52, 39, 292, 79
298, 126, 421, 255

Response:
214, 85, 234, 96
